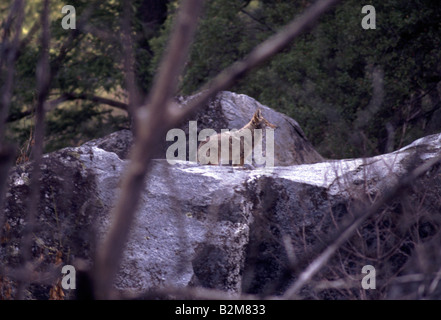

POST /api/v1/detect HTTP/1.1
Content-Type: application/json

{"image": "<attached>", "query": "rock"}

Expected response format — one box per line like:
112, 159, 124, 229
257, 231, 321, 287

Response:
110, 160, 251, 293
174, 91, 324, 166
83, 129, 133, 160
1, 148, 103, 299
2, 93, 441, 299
82, 91, 324, 165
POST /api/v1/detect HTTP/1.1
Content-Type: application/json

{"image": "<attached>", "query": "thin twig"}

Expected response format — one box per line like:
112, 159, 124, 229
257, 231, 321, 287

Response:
167, 0, 342, 128
6, 93, 129, 123
16, 0, 51, 300
0, 145, 15, 253
240, 9, 276, 33
0, 0, 25, 141
50, 93, 129, 111
93, 0, 342, 299
122, 0, 141, 123
93, 0, 205, 299
282, 154, 441, 299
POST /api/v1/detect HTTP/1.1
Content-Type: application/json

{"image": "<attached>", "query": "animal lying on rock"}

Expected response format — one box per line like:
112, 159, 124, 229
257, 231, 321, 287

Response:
197, 109, 276, 166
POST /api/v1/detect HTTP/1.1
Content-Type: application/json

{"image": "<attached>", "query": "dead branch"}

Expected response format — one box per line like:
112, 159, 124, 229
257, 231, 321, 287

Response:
50, 93, 129, 111
93, 0, 205, 299
93, 0, 342, 299
48, 5, 93, 80
0, 0, 23, 250
0, 145, 15, 251
6, 93, 129, 123
167, 0, 342, 128
240, 8, 276, 33
0, 0, 25, 141
282, 154, 441, 299
122, 0, 141, 124
16, 0, 51, 300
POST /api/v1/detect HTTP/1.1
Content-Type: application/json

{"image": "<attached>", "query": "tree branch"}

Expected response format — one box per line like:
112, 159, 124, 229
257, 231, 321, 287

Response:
53, 93, 129, 111
6, 93, 129, 123
240, 8, 276, 33
16, 0, 51, 300
0, 145, 15, 257
122, 0, 141, 127
0, 0, 26, 262
14, 22, 40, 60
93, 0, 342, 299
93, 0, 205, 299
0, 0, 25, 141
282, 154, 441, 299
167, 0, 342, 128
49, 6, 94, 79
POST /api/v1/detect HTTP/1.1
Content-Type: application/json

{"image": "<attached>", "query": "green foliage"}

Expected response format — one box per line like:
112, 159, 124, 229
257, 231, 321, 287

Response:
152, 0, 441, 158
4, 0, 163, 154
181, 0, 251, 93
4, 0, 441, 159
44, 103, 127, 152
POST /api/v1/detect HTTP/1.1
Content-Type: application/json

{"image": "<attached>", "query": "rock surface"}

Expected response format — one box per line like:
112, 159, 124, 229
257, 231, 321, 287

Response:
89, 91, 324, 165
1, 93, 441, 299
175, 91, 324, 166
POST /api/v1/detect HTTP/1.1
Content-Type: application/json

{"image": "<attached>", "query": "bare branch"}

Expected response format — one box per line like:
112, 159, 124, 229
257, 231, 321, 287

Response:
122, 0, 141, 126
282, 154, 441, 299
17, 22, 40, 52
6, 93, 129, 123
0, 145, 15, 252
0, 0, 22, 52
80, 24, 120, 45
0, 0, 25, 141
167, 0, 342, 128
93, 0, 205, 299
240, 8, 276, 33
93, 0, 342, 299
50, 93, 129, 111
16, 0, 51, 300
0, 0, 24, 263
49, 6, 94, 78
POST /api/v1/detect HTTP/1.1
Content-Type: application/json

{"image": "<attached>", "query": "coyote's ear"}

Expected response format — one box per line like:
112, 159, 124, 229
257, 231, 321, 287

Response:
253, 108, 262, 119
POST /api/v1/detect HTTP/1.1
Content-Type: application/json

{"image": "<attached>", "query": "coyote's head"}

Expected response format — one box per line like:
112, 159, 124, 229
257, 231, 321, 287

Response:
250, 108, 277, 129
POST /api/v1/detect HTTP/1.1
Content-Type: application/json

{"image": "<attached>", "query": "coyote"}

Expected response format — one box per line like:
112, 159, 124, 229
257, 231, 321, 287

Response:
197, 108, 276, 166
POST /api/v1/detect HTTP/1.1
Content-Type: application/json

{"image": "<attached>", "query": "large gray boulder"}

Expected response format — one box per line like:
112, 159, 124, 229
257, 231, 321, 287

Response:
2, 94, 441, 299
84, 91, 324, 165
175, 91, 324, 166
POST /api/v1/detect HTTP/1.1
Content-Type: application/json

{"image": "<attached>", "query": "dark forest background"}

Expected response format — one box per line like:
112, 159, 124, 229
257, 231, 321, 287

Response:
2, 0, 441, 160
